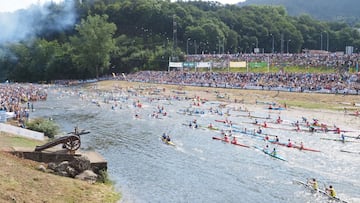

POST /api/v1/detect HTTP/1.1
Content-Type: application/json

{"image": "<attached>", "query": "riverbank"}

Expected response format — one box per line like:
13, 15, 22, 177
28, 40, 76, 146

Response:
0, 131, 120, 203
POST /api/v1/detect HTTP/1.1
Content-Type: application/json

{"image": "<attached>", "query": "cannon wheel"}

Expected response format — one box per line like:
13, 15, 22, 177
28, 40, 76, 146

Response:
63, 136, 81, 151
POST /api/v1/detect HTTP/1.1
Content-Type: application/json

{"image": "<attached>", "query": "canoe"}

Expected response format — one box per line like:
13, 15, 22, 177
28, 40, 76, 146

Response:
253, 146, 287, 161
161, 137, 175, 146
268, 140, 321, 152
212, 137, 250, 148
293, 180, 348, 203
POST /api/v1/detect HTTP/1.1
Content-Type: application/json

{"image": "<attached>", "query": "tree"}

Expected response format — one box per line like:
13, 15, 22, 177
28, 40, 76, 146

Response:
70, 14, 117, 78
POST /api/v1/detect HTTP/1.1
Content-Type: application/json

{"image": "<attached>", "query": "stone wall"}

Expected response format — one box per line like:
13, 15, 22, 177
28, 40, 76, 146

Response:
0, 123, 44, 141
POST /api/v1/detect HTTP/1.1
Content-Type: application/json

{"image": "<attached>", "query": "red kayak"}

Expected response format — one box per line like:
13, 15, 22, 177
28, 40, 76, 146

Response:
269, 140, 321, 152
215, 119, 231, 124
212, 137, 250, 148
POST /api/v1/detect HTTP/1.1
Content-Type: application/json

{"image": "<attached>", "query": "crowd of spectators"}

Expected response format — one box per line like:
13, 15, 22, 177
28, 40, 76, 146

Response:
0, 83, 47, 124
124, 71, 360, 94
185, 53, 359, 69
122, 53, 360, 94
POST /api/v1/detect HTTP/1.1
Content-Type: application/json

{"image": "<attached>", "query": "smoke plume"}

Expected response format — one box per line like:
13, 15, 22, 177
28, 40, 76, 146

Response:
0, 0, 76, 44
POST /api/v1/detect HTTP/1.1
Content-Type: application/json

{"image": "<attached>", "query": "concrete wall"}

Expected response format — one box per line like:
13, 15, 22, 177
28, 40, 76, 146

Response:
0, 123, 45, 141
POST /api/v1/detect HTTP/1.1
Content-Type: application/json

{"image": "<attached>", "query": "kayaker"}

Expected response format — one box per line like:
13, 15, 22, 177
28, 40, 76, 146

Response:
254, 119, 258, 124
257, 127, 262, 134
264, 145, 269, 152
166, 135, 171, 142
271, 148, 277, 156
335, 127, 341, 134
231, 136, 237, 144
287, 139, 292, 147
263, 121, 267, 128
300, 142, 304, 150
276, 116, 282, 124
275, 136, 279, 142
326, 185, 336, 198
307, 178, 318, 191
224, 134, 229, 142
341, 134, 345, 143
162, 133, 167, 140
208, 123, 213, 128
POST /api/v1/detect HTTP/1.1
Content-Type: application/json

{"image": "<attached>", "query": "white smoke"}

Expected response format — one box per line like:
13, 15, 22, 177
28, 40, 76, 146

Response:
0, 0, 76, 44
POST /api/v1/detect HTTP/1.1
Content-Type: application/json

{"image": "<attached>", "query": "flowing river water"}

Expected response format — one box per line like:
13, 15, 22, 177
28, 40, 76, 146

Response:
30, 85, 360, 203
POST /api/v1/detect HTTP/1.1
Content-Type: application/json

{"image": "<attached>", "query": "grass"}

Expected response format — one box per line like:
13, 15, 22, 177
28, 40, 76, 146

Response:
0, 131, 121, 203
0, 132, 44, 148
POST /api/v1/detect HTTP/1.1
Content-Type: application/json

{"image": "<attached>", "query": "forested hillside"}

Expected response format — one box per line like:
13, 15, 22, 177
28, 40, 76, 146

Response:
0, 0, 359, 82
240, 0, 360, 25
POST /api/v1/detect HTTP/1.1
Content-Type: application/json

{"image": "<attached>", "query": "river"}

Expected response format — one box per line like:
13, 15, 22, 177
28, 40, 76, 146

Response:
30, 85, 360, 203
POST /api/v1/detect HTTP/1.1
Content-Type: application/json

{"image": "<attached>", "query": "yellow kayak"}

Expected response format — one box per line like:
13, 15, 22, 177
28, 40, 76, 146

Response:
161, 137, 175, 146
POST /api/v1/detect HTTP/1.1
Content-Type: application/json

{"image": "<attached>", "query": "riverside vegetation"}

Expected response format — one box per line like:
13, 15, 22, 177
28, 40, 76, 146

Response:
0, 132, 120, 203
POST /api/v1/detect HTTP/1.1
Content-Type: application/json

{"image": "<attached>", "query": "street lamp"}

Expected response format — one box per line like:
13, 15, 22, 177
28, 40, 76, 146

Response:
270, 34, 275, 53
320, 32, 323, 50
186, 38, 191, 55
287, 39, 291, 53
326, 32, 329, 51
194, 40, 197, 55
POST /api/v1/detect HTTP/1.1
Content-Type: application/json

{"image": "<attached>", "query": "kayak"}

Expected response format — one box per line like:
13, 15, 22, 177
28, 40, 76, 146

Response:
268, 107, 285, 110
268, 140, 321, 152
212, 137, 250, 148
253, 146, 287, 161
293, 180, 348, 203
201, 126, 220, 131
161, 137, 175, 146
320, 138, 356, 143
340, 149, 360, 154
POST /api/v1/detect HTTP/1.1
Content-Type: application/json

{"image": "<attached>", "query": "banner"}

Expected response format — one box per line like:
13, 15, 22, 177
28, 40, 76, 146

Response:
229, 61, 247, 68
183, 62, 196, 68
169, 62, 183, 68
197, 62, 211, 68
249, 62, 268, 68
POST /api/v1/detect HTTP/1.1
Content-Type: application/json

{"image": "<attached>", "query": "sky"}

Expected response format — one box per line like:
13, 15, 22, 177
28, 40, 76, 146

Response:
0, 0, 246, 12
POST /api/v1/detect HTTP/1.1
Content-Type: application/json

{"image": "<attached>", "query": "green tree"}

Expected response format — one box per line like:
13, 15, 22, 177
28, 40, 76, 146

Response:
70, 14, 117, 78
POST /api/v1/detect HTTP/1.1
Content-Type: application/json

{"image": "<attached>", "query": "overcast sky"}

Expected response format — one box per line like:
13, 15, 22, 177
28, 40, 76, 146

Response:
0, 0, 246, 12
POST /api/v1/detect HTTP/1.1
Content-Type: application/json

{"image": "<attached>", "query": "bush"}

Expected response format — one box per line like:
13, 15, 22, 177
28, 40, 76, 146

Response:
26, 118, 59, 138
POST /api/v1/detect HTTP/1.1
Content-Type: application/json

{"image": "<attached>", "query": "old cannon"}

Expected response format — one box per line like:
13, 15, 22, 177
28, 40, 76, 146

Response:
35, 127, 90, 153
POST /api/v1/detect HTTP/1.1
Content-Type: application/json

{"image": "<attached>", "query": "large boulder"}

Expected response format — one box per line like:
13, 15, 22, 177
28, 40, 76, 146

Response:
69, 156, 91, 173
75, 170, 98, 183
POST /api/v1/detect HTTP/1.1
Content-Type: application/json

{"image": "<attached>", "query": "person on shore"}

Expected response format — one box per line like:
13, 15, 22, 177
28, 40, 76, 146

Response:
307, 178, 318, 191
326, 185, 337, 198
